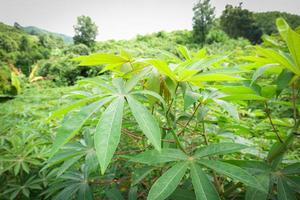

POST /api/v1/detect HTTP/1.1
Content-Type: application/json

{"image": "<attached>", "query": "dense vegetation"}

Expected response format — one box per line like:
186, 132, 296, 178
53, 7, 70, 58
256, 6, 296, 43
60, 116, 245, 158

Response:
1, 1, 300, 200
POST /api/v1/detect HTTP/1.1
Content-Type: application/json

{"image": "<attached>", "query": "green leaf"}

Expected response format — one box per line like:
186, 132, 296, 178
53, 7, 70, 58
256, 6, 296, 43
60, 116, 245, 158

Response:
214, 85, 256, 95
194, 143, 247, 158
224, 160, 271, 174
78, 183, 93, 200
132, 166, 155, 186
220, 94, 266, 101
168, 188, 196, 200
50, 98, 112, 157
73, 53, 128, 66
127, 95, 161, 151
276, 17, 289, 41
245, 173, 269, 200
95, 97, 125, 174
277, 18, 300, 70
184, 91, 201, 110
131, 90, 167, 111
213, 99, 239, 120
189, 73, 243, 83
48, 95, 104, 121
190, 163, 220, 200
277, 177, 296, 200
125, 69, 150, 93
177, 45, 191, 60
198, 160, 264, 192
251, 64, 280, 85
128, 186, 138, 200
146, 59, 176, 80
128, 148, 188, 165
282, 162, 300, 175
106, 187, 124, 200
147, 162, 188, 200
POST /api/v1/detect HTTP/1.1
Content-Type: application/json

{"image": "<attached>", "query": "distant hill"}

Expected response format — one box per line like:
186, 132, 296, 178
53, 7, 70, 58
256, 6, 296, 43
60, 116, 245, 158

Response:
14, 22, 73, 44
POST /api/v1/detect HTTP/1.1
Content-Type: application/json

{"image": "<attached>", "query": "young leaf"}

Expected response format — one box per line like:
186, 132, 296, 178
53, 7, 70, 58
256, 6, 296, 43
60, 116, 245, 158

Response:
147, 162, 188, 200
50, 97, 113, 157
194, 143, 248, 158
177, 45, 191, 60
73, 53, 128, 66
190, 163, 220, 200
94, 97, 125, 174
198, 160, 264, 192
127, 95, 161, 151
128, 148, 188, 165
146, 59, 176, 80
220, 94, 266, 101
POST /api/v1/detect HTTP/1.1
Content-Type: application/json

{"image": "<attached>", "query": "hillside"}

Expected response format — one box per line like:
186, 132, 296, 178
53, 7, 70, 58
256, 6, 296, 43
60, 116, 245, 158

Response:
14, 22, 73, 44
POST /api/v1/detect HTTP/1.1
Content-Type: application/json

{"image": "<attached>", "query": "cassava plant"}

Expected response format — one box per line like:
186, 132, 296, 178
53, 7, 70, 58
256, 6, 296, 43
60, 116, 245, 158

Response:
46, 18, 299, 200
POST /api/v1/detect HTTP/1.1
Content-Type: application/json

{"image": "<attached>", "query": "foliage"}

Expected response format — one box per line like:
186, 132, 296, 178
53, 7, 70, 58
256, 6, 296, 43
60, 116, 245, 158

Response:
192, 0, 215, 43
1, 14, 300, 200
255, 11, 300, 35
220, 4, 263, 44
37, 56, 101, 86
73, 15, 98, 48
205, 28, 229, 44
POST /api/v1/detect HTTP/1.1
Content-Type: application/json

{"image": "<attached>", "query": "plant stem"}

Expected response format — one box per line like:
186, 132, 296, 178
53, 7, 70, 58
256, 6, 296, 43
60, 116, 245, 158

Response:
201, 118, 223, 193
166, 83, 179, 116
178, 101, 202, 136
264, 101, 283, 143
292, 82, 298, 125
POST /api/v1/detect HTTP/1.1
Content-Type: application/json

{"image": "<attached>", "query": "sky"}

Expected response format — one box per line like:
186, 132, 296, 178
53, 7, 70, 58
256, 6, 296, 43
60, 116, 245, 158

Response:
0, 0, 299, 40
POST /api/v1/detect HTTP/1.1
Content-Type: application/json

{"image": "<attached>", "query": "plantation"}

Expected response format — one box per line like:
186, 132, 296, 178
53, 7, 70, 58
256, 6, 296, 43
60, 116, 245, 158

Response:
0, 1, 300, 200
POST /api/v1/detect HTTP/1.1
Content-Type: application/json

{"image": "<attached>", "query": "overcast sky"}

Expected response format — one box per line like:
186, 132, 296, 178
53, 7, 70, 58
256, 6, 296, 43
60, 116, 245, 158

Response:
0, 0, 299, 40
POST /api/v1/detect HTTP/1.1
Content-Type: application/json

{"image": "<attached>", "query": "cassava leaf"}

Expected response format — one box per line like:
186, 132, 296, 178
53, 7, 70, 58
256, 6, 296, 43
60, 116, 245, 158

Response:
147, 162, 188, 200
127, 95, 161, 151
94, 97, 125, 174
190, 163, 220, 200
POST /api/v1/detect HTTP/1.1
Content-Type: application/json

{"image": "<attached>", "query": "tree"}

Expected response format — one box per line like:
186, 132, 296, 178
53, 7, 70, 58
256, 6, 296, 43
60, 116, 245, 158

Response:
73, 15, 98, 48
220, 4, 263, 44
192, 0, 215, 43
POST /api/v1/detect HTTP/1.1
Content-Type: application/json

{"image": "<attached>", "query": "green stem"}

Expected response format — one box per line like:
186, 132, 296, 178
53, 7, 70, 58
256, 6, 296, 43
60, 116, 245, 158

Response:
178, 101, 202, 136
264, 101, 283, 143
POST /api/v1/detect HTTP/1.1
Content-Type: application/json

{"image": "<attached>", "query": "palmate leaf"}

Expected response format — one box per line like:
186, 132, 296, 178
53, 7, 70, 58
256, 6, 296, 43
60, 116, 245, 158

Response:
147, 162, 188, 200
194, 143, 248, 158
128, 148, 188, 165
198, 160, 265, 192
94, 97, 125, 174
190, 163, 220, 200
127, 95, 161, 151
50, 97, 114, 157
